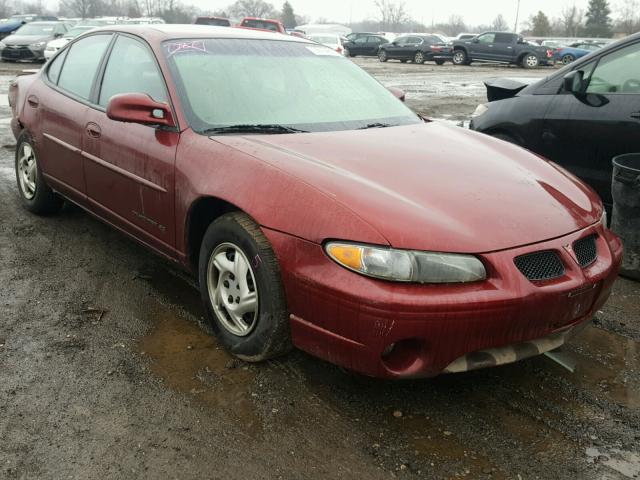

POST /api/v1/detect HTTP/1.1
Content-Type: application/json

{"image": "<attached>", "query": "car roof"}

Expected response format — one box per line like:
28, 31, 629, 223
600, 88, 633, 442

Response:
90, 24, 304, 42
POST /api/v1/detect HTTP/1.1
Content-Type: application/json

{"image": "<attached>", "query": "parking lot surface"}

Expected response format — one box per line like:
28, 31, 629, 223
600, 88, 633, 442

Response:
0, 60, 639, 480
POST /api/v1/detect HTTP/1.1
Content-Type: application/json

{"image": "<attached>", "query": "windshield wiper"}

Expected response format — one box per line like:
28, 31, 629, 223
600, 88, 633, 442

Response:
357, 122, 393, 130
204, 124, 308, 135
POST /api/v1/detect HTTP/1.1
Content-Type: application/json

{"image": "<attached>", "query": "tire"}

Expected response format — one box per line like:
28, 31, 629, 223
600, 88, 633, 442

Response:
561, 54, 575, 65
378, 50, 388, 62
522, 54, 539, 69
452, 49, 467, 65
15, 133, 63, 215
492, 132, 519, 145
413, 51, 425, 64
343, 48, 351, 57
435, 59, 445, 65
198, 212, 291, 362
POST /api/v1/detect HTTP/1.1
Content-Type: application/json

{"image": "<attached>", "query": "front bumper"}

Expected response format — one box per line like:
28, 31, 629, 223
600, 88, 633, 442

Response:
264, 223, 622, 379
1, 45, 45, 61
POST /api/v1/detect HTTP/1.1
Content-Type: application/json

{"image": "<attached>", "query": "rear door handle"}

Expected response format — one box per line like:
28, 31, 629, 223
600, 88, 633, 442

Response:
85, 122, 101, 138
27, 95, 39, 108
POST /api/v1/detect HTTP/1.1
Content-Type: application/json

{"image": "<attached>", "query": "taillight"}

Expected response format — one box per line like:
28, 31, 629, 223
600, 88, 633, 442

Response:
547, 49, 553, 58
336, 46, 343, 53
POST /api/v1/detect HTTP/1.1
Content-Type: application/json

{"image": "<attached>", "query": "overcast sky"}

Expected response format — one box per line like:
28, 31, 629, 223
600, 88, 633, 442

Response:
199, 0, 607, 28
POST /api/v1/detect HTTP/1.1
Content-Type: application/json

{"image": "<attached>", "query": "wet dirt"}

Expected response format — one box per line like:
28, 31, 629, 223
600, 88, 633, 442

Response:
0, 63, 639, 479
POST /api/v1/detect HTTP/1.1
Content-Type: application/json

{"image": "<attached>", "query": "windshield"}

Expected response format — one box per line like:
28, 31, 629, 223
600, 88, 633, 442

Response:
164, 38, 419, 134
16, 24, 54, 35
309, 35, 338, 44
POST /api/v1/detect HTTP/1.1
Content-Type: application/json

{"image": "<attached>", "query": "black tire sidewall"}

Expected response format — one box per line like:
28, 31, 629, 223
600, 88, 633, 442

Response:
15, 132, 62, 214
198, 214, 290, 361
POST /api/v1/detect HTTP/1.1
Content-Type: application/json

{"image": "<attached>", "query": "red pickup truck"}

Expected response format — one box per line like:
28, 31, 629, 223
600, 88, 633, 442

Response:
238, 17, 286, 34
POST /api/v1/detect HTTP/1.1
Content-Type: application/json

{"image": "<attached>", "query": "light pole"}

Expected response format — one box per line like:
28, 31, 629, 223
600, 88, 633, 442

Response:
514, 0, 521, 33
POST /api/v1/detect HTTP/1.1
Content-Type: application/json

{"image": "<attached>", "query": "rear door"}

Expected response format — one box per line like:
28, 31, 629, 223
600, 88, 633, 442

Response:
349, 36, 368, 55
37, 33, 113, 202
542, 40, 640, 205
83, 33, 179, 253
493, 33, 515, 62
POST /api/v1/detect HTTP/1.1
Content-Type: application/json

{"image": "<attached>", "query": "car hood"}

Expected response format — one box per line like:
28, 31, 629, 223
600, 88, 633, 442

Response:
3, 34, 51, 45
213, 122, 601, 253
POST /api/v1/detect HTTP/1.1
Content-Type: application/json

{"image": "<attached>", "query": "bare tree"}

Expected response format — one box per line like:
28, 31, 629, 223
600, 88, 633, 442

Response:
561, 4, 583, 36
229, 0, 277, 18
60, 0, 93, 18
491, 14, 509, 31
375, 0, 410, 31
615, 0, 640, 34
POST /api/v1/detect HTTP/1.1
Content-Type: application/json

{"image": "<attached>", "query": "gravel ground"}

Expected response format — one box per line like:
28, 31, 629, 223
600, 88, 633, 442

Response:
0, 59, 639, 480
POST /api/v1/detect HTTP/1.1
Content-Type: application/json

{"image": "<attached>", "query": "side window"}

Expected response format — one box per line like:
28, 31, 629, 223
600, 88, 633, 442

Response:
366, 36, 381, 44
586, 42, 640, 94
47, 48, 67, 84
354, 37, 367, 45
494, 33, 513, 44
478, 33, 496, 44
57, 34, 112, 100
409, 36, 422, 44
395, 37, 408, 46
99, 35, 167, 108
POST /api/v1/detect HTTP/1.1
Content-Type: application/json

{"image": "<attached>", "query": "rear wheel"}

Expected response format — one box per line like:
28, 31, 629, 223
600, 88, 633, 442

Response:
522, 54, 539, 68
435, 59, 445, 65
413, 51, 425, 64
15, 133, 63, 215
378, 50, 388, 62
561, 54, 575, 65
198, 212, 291, 362
452, 49, 467, 65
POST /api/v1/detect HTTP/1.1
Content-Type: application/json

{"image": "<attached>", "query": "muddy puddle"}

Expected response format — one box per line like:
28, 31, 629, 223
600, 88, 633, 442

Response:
135, 264, 263, 437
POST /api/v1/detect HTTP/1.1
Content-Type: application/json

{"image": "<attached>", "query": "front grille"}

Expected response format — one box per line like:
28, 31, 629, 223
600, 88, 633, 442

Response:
573, 235, 598, 268
514, 250, 565, 281
1, 46, 34, 59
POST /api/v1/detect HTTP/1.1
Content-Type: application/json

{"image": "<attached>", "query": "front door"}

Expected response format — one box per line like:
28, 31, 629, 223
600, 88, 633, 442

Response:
542, 41, 640, 205
470, 33, 496, 61
82, 34, 178, 253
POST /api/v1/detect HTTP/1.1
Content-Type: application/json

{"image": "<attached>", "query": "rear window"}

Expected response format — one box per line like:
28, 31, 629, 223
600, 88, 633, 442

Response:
494, 33, 514, 44
195, 18, 231, 27
242, 19, 278, 31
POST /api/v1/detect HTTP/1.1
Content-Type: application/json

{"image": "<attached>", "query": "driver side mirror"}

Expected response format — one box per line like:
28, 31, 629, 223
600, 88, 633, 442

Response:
563, 70, 584, 94
107, 93, 175, 127
472, 38, 479, 43
388, 87, 406, 102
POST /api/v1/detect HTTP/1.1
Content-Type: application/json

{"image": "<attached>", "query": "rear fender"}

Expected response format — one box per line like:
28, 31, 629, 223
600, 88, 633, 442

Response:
9, 70, 39, 134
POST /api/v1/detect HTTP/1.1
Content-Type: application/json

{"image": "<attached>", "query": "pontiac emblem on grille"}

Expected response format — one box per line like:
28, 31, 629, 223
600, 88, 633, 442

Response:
562, 243, 579, 265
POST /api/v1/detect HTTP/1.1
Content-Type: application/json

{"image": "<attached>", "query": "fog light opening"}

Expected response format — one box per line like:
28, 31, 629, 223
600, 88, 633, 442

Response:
380, 338, 424, 372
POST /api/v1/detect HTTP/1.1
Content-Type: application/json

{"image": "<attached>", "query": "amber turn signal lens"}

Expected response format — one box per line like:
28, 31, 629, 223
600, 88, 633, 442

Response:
326, 244, 363, 270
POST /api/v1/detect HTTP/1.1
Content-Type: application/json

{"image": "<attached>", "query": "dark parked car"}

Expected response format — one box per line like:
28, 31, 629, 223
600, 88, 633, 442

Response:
343, 34, 388, 57
9, 25, 621, 378
194, 16, 231, 27
470, 32, 640, 207
345, 32, 377, 41
378, 35, 453, 65
0, 21, 68, 62
452, 32, 553, 68
555, 41, 603, 64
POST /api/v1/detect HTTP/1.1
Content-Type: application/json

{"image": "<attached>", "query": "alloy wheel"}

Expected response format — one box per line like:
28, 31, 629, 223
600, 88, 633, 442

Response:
414, 52, 425, 64
562, 54, 574, 65
452, 51, 466, 65
17, 142, 37, 200
525, 55, 539, 68
207, 242, 259, 337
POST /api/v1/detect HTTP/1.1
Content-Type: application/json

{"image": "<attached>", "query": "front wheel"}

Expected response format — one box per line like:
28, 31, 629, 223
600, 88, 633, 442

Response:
378, 50, 388, 62
413, 51, 425, 64
523, 54, 539, 68
198, 212, 291, 362
15, 133, 63, 215
452, 49, 467, 65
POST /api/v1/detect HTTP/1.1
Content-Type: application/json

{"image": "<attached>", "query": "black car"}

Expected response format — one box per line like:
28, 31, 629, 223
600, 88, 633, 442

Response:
343, 34, 388, 57
378, 35, 453, 65
452, 32, 553, 68
345, 32, 377, 41
470, 32, 640, 207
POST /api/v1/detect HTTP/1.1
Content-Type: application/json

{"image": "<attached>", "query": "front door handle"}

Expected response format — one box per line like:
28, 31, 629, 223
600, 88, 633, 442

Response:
27, 95, 39, 108
85, 122, 101, 138
631, 111, 640, 119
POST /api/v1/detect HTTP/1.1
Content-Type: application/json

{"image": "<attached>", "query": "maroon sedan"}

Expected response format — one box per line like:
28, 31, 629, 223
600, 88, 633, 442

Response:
9, 25, 622, 378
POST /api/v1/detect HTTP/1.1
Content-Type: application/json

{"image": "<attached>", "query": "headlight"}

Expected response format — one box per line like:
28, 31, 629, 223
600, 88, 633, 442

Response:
29, 41, 46, 49
471, 103, 489, 118
325, 242, 486, 283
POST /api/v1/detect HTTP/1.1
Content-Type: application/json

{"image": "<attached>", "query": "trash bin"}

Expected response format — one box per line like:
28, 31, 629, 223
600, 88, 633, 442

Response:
611, 153, 640, 280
